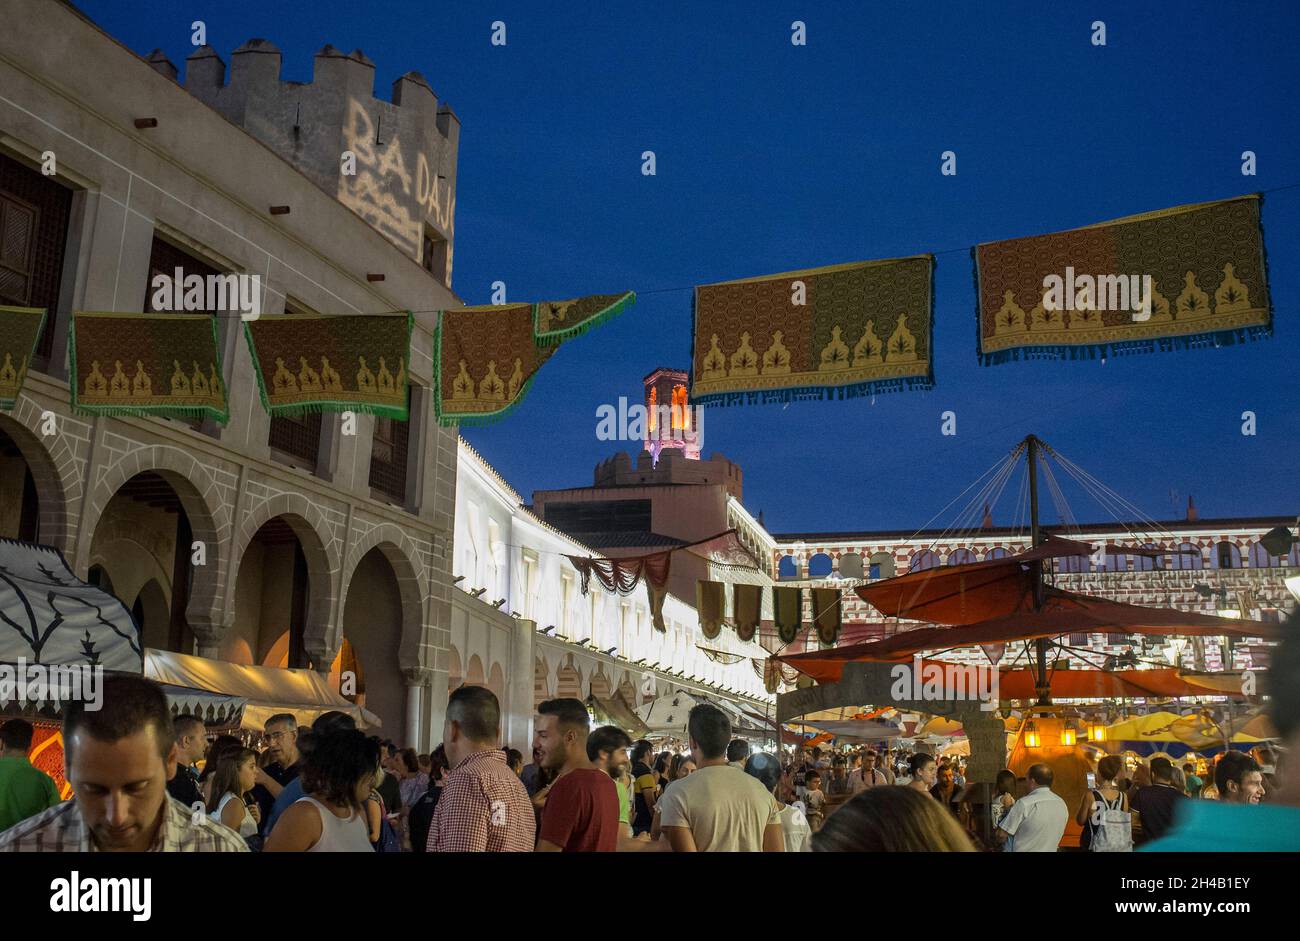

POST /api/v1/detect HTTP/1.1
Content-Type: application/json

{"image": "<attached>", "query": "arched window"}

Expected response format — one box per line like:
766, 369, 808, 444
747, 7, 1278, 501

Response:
1172, 542, 1203, 570
1056, 554, 1086, 573
808, 552, 833, 578
838, 552, 864, 579
1135, 544, 1157, 571
778, 555, 799, 579
909, 550, 939, 572
985, 547, 1010, 561
869, 552, 895, 580
948, 549, 976, 566
1102, 549, 1129, 572
1214, 541, 1241, 570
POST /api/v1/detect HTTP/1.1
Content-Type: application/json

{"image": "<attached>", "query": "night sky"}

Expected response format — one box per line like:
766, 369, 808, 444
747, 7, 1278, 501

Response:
84, 0, 1300, 535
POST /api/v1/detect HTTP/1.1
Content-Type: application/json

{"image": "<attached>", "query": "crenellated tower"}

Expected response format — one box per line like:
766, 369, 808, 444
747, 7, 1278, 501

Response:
147, 40, 459, 284
642, 367, 701, 463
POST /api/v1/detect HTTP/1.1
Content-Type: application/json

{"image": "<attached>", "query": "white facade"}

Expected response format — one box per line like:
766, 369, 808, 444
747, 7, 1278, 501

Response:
453, 439, 774, 750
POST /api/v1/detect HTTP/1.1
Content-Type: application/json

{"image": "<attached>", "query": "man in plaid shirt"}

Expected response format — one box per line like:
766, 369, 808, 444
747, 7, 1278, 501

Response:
427, 685, 535, 852
0, 675, 246, 853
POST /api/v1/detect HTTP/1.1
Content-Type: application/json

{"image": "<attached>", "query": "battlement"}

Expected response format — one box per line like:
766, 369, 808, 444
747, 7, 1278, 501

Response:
593, 448, 743, 500
150, 40, 460, 270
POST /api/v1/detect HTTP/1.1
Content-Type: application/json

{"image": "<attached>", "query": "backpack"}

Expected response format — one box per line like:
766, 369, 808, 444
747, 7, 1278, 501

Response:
1089, 789, 1133, 852
408, 787, 440, 853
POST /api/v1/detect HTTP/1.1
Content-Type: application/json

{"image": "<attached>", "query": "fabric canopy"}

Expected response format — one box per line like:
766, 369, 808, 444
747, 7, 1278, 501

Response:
790, 586, 1279, 669
586, 692, 649, 739
143, 648, 380, 730
0, 538, 142, 675
156, 684, 246, 726
635, 691, 701, 735
856, 535, 1201, 626
996, 667, 1244, 701
799, 719, 903, 742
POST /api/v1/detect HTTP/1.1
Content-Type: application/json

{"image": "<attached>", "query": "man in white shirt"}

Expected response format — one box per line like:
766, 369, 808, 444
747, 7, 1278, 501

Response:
995, 764, 1068, 852
850, 750, 888, 793
658, 705, 783, 852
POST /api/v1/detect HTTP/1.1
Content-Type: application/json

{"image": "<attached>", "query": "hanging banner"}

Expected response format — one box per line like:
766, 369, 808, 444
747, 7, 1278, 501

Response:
244, 311, 412, 418
690, 256, 934, 407
69, 312, 228, 423
0, 306, 46, 410
733, 584, 762, 642
696, 580, 725, 640
975, 194, 1272, 365
436, 292, 634, 426
811, 587, 842, 646
773, 586, 804, 644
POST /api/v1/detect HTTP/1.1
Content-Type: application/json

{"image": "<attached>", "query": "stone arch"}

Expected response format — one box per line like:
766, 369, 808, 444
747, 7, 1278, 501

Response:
534, 656, 551, 708
909, 549, 939, 572
0, 411, 76, 554
131, 578, 170, 651
590, 666, 612, 700
488, 662, 505, 702
230, 490, 339, 661
777, 554, 799, 579
447, 645, 463, 692
556, 655, 582, 699
466, 653, 486, 687
338, 523, 426, 670
78, 444, 230, 642
807, 552, 833, 578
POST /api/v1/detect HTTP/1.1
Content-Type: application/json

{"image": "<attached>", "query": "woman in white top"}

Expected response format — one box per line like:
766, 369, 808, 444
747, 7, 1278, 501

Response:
744, 752, 812, 851
264, 730, 378, 853
206, 747, 261, 842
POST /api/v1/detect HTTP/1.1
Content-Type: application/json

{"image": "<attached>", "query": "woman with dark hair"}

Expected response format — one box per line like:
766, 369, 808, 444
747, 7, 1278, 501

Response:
264, 730, 378, 852
812, 786, 977, 852
991, 769, 1017, 834
746, 752, 811, 852
205, 746, 260, 844
1077, 754, 1131, 851
199, 735, 245, 804
504, 747, 524, 776
653, 752, 673, 794
649, 753, 697, 840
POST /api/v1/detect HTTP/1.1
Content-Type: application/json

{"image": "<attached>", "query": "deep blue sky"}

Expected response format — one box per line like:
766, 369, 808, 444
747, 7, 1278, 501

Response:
84, 1, 1300, 534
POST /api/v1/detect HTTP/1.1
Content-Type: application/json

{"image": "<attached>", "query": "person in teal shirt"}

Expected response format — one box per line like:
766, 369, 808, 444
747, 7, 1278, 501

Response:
1144, 612, 1300, 853
0, 718, 62, 833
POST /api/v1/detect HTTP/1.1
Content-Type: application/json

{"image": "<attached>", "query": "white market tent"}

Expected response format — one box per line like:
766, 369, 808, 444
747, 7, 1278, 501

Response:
144, 648, 381, 730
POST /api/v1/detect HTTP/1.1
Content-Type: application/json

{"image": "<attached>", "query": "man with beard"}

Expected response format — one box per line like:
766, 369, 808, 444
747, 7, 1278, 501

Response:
534, 699, 619, 852
587, 725, 633, 836
0, 676, 246, 852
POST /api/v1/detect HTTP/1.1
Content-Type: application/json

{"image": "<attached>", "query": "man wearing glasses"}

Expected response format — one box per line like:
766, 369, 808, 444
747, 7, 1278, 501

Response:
250, 714, 300, 835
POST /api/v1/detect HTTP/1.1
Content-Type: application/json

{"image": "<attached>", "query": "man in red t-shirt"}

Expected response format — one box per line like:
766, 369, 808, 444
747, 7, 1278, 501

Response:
533, 698, 619, 852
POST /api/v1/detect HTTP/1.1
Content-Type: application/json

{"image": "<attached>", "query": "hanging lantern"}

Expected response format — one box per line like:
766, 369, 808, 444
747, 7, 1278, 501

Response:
1088, 720, 1107, 742
1060, 726, 1077, 746
1022, 719, 1040, 748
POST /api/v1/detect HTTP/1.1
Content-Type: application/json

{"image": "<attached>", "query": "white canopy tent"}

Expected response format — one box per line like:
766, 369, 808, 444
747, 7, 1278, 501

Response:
144, 648, 381, 730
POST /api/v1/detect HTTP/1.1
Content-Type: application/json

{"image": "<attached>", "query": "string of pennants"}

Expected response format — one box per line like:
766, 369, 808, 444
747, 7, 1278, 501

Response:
0, 193, 1275, 422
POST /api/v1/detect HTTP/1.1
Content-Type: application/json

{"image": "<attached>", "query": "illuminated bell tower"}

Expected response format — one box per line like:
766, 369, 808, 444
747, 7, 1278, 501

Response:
643, 367, 701, 463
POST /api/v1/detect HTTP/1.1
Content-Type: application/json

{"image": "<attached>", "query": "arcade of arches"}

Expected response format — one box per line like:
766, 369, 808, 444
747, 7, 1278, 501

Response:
3, 439, 426, 743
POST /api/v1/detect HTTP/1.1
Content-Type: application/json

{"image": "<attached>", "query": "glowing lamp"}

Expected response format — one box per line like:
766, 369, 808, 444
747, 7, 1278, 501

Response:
1060, 726, 1077, 746
1022, 720, 1040, 749
1088, 720, 1107, 743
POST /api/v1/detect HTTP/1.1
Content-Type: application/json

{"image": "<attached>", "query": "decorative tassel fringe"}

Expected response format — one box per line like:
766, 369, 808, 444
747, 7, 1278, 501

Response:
534, 292, 636, 347
692, 374, 934, 409
978, 324, 1273, 367
436, 373, 540, 427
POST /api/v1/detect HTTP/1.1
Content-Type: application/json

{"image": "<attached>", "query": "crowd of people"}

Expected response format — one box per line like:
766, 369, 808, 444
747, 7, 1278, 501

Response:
0, 616, 1296, 852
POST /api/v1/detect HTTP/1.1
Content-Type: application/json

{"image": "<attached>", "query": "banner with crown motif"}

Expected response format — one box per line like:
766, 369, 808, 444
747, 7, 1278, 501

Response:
243, 312, 412, 419
435, 292, 634, 426
690, 257, 934, 407
975, 195, 1272, 364
0, 306, 47, 410
69, 312, 228, 423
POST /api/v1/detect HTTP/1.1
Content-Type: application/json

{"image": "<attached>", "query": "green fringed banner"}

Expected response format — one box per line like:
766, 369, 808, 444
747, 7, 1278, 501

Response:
69, 312, 228, 423
243, 312, 412, 418
691, 257, 934, 407
0, 306, 46, 410
976, 195, 1272, 364
435, 292, 634, 426
774, 586, 804, 644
